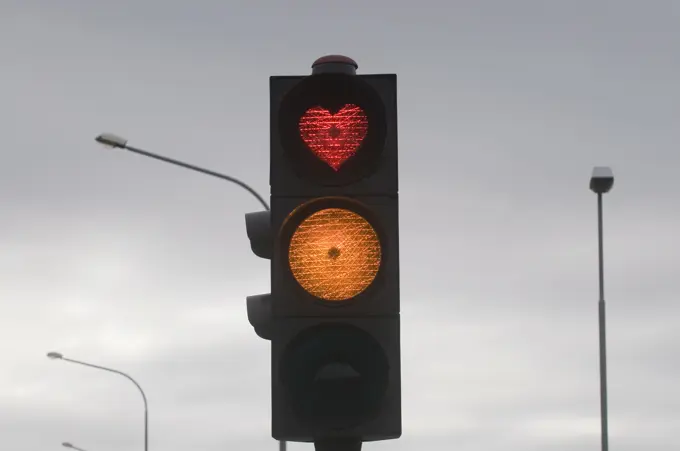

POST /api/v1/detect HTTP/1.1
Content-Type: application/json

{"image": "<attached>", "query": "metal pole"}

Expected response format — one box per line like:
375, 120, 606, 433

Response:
64, 444, 89, 451
94, 136, 272, 449
314, 437, 362, 451
62, 357, 149, 451
279, 440, 286, 451
597, 192, 609, 451
120, 143, 269, 211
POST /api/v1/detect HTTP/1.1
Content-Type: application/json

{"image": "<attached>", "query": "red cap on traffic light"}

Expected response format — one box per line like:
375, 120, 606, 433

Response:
311, 55, 358, 75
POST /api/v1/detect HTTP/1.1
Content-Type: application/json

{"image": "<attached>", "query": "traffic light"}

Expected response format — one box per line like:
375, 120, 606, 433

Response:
246, 55, 400, 447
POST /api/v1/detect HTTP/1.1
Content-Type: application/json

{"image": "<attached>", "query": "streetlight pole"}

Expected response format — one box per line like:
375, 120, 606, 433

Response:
94, 133, 269, 211
589, 166, 615, 451
92, 133, 283, 451
48, 352, 148, 451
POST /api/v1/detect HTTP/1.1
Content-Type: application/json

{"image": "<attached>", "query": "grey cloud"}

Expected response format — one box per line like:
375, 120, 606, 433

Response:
2, 1, 679, 450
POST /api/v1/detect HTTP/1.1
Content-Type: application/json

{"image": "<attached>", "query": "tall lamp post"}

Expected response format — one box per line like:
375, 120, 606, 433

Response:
92, 133, 282, 451
48, 352, 148, 451
589, 166, 615, 451
63, 441, 89, 451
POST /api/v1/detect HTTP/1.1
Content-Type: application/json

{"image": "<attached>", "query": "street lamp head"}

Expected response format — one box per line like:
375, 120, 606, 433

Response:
47, 351, 64, 359
62, 442, 73, 448
590, 166, 614, 194
95, 133, 128, 149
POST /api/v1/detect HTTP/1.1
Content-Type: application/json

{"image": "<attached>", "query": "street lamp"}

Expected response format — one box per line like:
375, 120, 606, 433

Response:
48, 352, 148, 451
95, 133, 128, 148
92, 133, 284, 451
62, 441, 88, 451
589, 166, 614, 451
94, 133, 269, 211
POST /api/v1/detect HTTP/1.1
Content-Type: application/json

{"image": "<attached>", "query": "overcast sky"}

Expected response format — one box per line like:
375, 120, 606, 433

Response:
1, 1, 679, 450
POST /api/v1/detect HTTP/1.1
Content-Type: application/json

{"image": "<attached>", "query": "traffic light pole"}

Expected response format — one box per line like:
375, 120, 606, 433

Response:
93, 134, 285, 451
314, 437, 362, 451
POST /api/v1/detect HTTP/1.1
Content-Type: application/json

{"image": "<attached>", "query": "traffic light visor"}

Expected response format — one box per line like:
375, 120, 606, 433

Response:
287, 205, 381, 302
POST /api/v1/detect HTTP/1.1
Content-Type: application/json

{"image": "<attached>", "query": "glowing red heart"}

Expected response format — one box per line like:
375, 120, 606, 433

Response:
298, 104, 368, 171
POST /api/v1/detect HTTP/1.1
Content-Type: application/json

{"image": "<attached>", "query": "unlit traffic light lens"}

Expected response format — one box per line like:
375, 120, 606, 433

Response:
299, 104, 369, 171
280, 324, 390, 429
288, 207, 381, 302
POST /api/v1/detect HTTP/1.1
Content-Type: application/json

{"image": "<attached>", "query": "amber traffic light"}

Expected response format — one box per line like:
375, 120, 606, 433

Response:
288, 206, 381, 302
247, 55, 400, 447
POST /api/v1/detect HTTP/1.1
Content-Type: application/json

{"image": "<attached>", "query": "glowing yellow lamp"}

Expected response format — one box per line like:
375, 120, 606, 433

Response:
288, 208, 381, 301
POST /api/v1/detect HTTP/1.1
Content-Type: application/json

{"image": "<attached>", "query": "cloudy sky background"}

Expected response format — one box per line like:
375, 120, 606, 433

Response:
1, 1, 679, 450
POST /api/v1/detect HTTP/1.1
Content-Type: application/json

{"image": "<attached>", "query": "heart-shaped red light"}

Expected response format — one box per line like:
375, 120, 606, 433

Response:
298, 104, 368, 171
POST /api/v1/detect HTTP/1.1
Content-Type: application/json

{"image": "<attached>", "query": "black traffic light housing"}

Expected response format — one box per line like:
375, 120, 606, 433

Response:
246, 55, 401, 449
